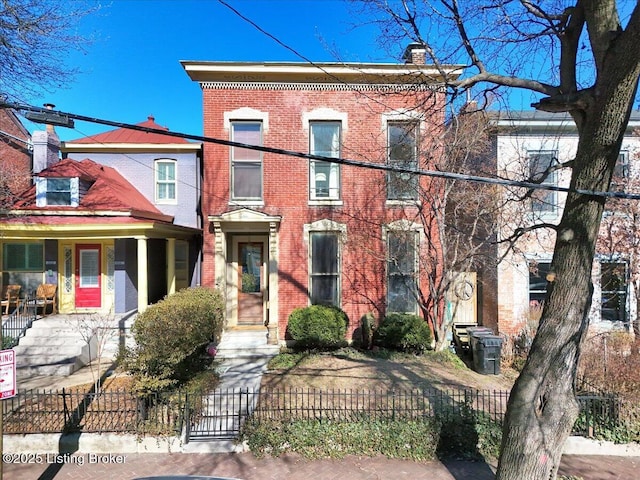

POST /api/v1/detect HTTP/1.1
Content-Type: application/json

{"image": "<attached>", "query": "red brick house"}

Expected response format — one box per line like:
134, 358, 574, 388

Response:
182, 45, 459, 343
0, 108, 31, 203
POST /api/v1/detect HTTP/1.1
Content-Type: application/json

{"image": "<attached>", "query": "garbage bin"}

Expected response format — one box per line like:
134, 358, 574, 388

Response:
468, 327, 494, 360
472, 335, 503, 375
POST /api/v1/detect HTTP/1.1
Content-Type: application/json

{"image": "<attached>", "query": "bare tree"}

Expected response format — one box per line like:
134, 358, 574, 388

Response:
353, 1, 640, 478
0, 0, 93, 101
418, 105, 501, 350
597, 146, 640, 335
71, 310, 118, 394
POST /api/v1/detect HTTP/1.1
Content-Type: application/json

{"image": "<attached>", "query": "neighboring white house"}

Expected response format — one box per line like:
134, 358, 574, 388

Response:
493, 111, 640, 336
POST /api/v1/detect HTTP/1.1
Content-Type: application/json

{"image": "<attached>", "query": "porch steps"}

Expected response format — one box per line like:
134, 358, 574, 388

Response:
214, 327, 280, 361
185, 327, 279, 451
13, 316, 98, 379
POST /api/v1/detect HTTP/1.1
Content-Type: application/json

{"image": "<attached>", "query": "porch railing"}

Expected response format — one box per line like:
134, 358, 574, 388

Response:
2, 296, 37, 348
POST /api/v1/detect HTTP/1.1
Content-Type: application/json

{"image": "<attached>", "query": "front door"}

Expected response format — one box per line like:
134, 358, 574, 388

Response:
237, 242, 263, 325
75, 244, 101, 308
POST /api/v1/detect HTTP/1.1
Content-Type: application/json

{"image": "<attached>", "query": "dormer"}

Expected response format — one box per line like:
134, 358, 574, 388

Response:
35, 176, 82, 207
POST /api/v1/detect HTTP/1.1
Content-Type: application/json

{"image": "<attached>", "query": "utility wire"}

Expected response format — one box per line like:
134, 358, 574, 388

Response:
4, 101, 640, 201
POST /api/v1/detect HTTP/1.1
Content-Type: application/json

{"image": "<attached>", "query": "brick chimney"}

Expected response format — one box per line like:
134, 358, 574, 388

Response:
403, 43, 427, 65
32, 104, 61, 173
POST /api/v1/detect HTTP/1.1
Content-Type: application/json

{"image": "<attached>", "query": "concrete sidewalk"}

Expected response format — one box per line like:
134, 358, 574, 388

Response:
4, 451, 640, 480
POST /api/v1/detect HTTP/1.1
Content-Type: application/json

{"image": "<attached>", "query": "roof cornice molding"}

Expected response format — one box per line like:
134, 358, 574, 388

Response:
61, 142, 202, 153
181, 61, 462, 86
199, 81, 443, 92
6, 208, 174, 223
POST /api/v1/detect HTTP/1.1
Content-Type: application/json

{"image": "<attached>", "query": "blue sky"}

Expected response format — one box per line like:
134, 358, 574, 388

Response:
23, 0, 396, 141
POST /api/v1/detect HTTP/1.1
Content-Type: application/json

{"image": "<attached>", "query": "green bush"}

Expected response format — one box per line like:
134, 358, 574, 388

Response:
238, 415, 502, 461
373, 313, 433, 354
287, 305, 348, 350
122, 287, 224, 393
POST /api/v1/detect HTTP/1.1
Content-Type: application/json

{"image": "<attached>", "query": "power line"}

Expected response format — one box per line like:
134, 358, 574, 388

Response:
3, 101, 640, 201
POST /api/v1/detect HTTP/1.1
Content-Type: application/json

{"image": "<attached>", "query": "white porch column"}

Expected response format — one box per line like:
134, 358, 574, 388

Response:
137, 237, 148, 312
167, 238, 176, 295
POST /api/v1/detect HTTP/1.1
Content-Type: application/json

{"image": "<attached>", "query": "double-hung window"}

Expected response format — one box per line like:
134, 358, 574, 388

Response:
309, 232, 340, 306
310, 121, 341, 200
387, 231, 418, 313
231, 121, 263, 201
601, 261, 627, 322
387, 122, 419, 201
155, 159, 177, 203
35, 177, 79, 207
528, 151, 558, 214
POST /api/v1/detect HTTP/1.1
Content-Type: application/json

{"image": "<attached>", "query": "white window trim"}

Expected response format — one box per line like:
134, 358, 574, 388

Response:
35, 177, 79, 207
527, 149, 559, 219
304, 219, 347, 306
229, 120, 264, 203
304, 109, 347, 205
154, 159, 178, 205
224, 107, 269, 132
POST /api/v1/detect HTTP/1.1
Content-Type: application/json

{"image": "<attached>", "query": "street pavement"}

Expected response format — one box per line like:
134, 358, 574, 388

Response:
4, 451, 640, 480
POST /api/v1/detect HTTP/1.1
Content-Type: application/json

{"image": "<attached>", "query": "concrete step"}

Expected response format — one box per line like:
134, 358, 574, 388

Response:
13, 315, 98, 381
17, 362, 78, 379
214, 328, 280, 360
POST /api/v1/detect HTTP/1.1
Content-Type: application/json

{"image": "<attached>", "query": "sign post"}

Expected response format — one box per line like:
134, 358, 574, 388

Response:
0, 348, 17, 480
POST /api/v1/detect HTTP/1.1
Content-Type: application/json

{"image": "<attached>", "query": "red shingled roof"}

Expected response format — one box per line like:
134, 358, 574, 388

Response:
67, 116, 190, 144
13, 158, 173, 222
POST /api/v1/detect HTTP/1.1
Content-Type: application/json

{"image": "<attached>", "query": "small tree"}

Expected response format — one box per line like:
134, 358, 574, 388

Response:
72, 309, 118, 393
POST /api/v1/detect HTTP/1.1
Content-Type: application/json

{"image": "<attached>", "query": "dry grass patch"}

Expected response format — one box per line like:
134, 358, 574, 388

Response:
261, 348, 516, 392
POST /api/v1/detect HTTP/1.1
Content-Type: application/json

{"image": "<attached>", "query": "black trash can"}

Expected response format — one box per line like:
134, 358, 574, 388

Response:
468, 327, 494, 360
473, 335, 503, 375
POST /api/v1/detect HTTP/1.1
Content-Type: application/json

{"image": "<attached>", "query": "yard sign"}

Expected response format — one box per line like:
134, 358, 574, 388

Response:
0, 349, 16, 399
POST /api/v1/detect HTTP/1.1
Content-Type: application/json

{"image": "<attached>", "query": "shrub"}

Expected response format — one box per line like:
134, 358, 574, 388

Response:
123, 287, 224, 394
287, 305, 348, 350
373, 313, 433, 354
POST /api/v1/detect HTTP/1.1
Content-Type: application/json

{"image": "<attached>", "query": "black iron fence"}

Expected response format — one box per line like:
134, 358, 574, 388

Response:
2, 387, 185, 435
0, 386, 625, 439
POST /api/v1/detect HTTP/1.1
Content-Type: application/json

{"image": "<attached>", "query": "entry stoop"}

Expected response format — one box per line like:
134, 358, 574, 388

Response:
13, 315, 98, 380
214, 327, 280, 361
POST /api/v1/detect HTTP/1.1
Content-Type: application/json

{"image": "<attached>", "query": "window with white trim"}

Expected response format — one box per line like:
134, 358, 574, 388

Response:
155, 159, 177, 203
231, 121, 263, 200
35, 177, 79, 207
387, 121, 419, 200
601, 261, 627, 323
310, 121, 341, 200
528, 151, 558, 214
309, 232, 340, 306
387, 230, 418, 313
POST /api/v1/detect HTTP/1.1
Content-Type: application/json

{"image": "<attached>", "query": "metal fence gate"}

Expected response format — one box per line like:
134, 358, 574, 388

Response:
186, 388, 258, 441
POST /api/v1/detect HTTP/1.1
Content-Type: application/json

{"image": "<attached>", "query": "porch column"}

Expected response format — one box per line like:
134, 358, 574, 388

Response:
267, 221, 279, 344
167, 238, 176, 295
137, 237, 148, 313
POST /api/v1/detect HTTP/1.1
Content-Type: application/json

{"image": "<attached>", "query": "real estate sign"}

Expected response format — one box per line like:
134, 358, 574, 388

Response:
0, 349, 16, 399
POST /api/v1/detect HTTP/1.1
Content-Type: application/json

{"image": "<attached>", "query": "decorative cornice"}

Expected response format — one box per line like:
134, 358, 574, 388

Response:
200, 82, 442, 92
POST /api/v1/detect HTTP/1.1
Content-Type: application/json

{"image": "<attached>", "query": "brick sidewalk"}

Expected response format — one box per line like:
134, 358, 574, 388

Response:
4, 452, 640, 480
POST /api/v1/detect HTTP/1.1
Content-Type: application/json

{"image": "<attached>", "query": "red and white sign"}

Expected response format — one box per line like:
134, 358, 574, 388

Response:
0, 349, 16, 399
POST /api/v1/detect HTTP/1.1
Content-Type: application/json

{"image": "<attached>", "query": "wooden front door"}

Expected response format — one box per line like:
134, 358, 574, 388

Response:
237, 242, 263, 325
75, 244, 101, 308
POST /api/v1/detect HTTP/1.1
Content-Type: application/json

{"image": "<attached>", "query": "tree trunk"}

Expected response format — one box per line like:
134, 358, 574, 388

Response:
496, 58, 640, 477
